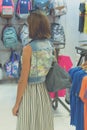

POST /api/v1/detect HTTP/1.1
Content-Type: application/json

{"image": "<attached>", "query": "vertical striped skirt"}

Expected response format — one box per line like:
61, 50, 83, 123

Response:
16, 82, 54, 130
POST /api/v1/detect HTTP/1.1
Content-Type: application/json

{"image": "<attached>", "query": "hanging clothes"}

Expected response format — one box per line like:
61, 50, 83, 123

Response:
79, 76, 87, 130
83, 2, 87, 33
69, 67, 83, 126
65, 67, 82, 104
79, 2, 85, 32
49, 55, 73, 98
69, 67, 87, 130
57, 55, 73, 97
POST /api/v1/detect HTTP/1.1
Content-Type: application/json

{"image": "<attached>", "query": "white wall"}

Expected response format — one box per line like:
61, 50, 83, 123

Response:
59, 0, 82, 66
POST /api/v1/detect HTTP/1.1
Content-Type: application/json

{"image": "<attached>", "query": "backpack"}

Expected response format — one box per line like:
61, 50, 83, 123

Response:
15, 0, 32, 19
4, 50, 21, 78
51, 23, 65, 45
18, 23, 32, 46
1, 24, 18, 48
49, 0, 67, 16
1, 0, 14, 18
0, 0, 3, 15
33, 0, 50, 15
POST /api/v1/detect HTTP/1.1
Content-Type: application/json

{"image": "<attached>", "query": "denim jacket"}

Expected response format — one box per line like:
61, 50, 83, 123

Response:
28, 39, 54, 84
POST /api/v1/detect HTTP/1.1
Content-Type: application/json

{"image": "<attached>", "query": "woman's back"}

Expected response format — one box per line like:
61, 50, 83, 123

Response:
29, 39, 54, 83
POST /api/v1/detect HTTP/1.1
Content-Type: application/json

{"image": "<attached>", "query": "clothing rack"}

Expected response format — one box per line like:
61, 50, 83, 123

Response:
52, 46, 87, 112
50, 13, 71, 112
51, 42, 70, 113
75, 46, 87, 66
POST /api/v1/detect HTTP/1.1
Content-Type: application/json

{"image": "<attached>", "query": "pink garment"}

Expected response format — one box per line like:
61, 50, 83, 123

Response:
58, 89, 66, 97
48, 92, 56, 98
57, 55, 73, 97
0, 1, 2, 14
58, 55, 73, 71
49, 55, 73, 99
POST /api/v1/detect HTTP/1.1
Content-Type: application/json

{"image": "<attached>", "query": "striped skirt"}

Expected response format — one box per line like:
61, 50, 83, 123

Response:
16, 82, 54, 130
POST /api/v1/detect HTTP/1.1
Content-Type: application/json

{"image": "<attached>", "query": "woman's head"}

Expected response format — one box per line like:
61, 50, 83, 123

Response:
27, 10, 51, 39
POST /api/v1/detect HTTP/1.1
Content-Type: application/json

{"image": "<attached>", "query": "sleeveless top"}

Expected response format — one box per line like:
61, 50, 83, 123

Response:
28, 39, 54, 84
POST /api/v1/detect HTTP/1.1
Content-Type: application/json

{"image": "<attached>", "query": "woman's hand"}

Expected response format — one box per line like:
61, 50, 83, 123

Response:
12, 104, 19, 116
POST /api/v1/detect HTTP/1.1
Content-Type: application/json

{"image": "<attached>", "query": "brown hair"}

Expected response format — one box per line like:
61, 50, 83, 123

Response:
27, 10, 51, 39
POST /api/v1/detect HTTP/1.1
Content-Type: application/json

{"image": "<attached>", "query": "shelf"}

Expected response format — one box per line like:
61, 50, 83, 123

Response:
0, 49, 11, 52
0, 47, 22, 52
0, 77, 18, 83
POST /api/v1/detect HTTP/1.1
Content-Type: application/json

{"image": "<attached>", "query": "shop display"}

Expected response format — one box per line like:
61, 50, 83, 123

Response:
1, 24, 18, 48
57, 55, 73, 98
4, 50, 20, 78
69, 66, 87, 130
49, 0, 67, 16
0, 0, 68, 113
33, 0, 50, 15
1, 0, 14, 18
15, 0, 32, 19
51, 22, 65, 44
18, 23, 31, 46
1, 1, 87, 130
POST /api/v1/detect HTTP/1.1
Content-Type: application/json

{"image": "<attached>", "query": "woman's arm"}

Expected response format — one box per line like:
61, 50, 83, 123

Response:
12, 45, 32, 116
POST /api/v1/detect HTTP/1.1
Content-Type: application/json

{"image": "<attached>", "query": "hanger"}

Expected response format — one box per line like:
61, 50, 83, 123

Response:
82, 66, 87, 72
81, 61, 87, 71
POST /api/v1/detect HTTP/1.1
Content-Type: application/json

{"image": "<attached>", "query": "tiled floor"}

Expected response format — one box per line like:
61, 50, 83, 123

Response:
0, 83, 75, 130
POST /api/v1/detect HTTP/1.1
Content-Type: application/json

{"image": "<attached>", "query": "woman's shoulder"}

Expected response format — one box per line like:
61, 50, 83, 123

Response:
23, 44, 32, 53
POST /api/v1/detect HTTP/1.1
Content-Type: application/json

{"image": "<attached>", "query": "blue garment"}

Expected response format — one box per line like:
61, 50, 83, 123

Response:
69, 67, 82, 80
70, 70, 82, 126
75, 71, 87, 130
2, 0, 12, 6
69, 67, 82, 125
70, 68, 87, 130
29, 39, 54, 84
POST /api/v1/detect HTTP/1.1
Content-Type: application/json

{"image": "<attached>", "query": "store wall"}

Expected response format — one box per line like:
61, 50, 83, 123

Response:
0, 0, 85, 70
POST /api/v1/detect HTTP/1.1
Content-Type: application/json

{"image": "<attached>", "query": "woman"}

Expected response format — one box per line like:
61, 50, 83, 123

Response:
12, 10, 54, 130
